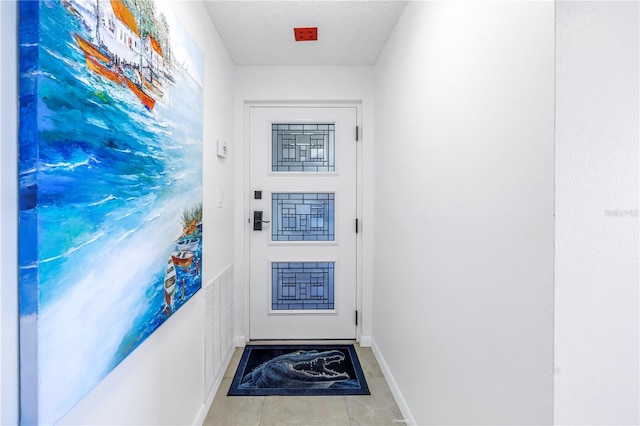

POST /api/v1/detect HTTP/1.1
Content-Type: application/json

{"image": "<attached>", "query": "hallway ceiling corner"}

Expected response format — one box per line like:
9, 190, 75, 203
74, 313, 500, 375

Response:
203, 1, 408, 66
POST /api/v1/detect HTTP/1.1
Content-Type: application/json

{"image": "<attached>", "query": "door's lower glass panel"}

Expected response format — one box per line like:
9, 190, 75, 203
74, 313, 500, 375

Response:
272, 262, 335, 310
272, 193, 335, 241
272, 124, 335, 172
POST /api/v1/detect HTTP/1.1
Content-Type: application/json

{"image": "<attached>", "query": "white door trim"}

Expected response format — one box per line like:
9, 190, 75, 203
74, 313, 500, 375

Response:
242, 101, 363, 341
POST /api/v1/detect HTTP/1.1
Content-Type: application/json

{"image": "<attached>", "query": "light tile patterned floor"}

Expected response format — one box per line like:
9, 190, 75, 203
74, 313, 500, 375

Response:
203, 342, 406, 426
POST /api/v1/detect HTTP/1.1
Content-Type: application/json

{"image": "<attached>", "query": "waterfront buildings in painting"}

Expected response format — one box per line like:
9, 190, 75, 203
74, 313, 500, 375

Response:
67, 0, 173, 109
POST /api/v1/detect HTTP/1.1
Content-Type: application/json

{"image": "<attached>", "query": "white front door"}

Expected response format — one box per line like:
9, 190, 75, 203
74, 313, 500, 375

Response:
249, 106, 358, 339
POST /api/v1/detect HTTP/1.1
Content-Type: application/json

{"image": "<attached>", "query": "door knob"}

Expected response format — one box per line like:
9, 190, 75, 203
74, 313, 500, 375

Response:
253, 211, 270, 231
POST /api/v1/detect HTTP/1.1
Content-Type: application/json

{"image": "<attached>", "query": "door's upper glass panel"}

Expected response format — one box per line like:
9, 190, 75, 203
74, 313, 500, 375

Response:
272, 262, 335, 310
272, 193, 335, 241
272, 124, 335, 172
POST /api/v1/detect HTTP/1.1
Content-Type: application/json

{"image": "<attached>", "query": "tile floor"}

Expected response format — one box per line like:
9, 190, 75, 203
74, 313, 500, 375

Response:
203, 342, 406, 425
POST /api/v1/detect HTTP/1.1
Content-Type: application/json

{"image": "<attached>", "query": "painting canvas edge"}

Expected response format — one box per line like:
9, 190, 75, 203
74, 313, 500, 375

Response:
18, 0, 41, 423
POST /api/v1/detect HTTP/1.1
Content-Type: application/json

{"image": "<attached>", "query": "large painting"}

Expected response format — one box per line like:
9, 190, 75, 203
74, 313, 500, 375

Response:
18, 0, 203, 423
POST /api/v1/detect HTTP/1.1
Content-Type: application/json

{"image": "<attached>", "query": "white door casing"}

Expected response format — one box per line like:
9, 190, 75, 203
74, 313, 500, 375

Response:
248, 106, 358, 340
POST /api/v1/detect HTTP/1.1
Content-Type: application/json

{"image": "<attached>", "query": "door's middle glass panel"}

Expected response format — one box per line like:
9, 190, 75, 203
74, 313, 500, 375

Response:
272, 193, 335, 241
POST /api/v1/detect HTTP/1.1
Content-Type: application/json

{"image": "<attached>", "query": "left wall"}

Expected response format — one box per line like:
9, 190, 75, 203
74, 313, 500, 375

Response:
1, 1, 20, 424
0, 1, 235, 424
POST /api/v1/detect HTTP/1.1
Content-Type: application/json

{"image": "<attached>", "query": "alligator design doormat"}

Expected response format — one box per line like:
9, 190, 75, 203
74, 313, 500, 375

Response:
228, 345, 370, 396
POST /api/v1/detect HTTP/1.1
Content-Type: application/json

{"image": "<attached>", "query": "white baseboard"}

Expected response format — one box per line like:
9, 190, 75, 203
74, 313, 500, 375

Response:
234, 336, 246, 347
192, 346, 236, 426
359, 335, 372, 347
370, 338, 417, 426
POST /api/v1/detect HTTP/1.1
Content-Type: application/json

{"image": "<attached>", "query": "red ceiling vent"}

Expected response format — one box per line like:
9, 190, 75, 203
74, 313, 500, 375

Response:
294, 27, 318, 41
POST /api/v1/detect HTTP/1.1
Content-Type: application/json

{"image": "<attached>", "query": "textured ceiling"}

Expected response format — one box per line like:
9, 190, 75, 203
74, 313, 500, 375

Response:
203, 1, 408, 66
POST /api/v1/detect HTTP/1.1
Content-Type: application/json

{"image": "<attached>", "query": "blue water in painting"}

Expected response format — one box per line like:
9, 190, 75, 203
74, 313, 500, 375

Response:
19, 1, 203, 423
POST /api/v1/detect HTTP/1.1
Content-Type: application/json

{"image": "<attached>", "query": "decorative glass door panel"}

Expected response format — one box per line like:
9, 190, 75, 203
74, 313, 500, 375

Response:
249, 107, 357, 339
271, 261, 335, 310
272, 124, 335, 172
272, 193, 335, 242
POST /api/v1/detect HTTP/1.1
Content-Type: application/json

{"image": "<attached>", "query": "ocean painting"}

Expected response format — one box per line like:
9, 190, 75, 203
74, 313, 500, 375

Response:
18, 0, 203, 423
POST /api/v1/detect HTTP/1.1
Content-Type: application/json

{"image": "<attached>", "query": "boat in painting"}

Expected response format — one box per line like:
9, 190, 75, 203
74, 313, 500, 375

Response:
73, 33, 111, 63
142, 76, 164, 98
83, 52, 124, 84
136, 69, 164, 98
176, 236, 199, 251
124, 76, 156, 110
164, 258, 177, 315
171, 251, 194, 269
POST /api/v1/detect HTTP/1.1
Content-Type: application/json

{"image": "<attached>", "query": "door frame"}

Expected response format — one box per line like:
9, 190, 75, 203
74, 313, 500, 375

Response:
242, 101, 363, 342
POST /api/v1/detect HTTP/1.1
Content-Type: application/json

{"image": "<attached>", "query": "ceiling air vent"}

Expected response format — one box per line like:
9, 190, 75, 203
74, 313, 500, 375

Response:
294, 27, 318, 41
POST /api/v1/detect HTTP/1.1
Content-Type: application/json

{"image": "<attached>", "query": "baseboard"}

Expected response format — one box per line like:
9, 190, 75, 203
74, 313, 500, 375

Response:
234, 336, 246, 347
192, 345, 236, 426
359, 335, 372, 347
370, 338, 417, 426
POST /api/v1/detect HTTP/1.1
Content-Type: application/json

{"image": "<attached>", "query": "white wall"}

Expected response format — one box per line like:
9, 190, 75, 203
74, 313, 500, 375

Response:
555, 2, 639, 424
374, 2, 555, 424
0, 1, 235, 424
233, 66, 375, 342
0, 1, 20, 424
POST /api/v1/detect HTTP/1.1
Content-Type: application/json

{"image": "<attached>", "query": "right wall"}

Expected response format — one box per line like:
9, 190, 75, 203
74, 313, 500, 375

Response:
373, 2, 555, 424
555, 2, 639, 424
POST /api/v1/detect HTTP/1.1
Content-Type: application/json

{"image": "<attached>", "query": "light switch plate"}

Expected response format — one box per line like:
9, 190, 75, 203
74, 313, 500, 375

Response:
217, 139, 228, 158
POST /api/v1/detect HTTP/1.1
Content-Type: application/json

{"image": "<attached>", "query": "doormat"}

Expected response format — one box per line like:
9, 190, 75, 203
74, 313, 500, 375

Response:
228, 344, 370, 396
